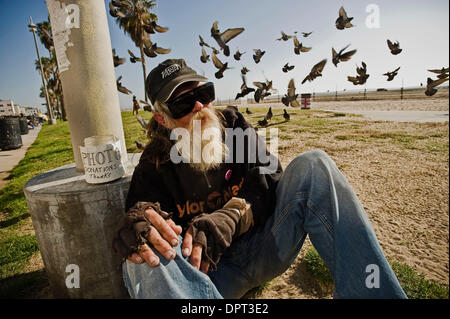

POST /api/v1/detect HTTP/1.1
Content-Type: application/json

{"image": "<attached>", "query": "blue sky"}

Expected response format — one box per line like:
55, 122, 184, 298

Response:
0, 0, 448, 112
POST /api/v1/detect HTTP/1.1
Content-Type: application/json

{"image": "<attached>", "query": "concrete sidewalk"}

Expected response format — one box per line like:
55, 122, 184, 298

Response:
0, 125, 42, 190
324, 110, 450, 123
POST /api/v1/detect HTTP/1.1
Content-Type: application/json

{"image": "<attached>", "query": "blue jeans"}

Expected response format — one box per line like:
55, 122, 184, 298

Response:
122, 150, 407, 299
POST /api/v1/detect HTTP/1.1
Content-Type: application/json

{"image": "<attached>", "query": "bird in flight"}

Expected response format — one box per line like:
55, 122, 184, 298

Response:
276, 31, 294, 41
282, 63, 295, 73
210, 21, 244, 57
143, 39, 171, 58
128, 50, 142, 63
235, 75, 255, 100
293, 36, 312, 55
347, 61, 369, 85
253, 49, 266, 64
211, 52, 231, 79
302, 32, 313, 37
383, 67, 401, 81
302, 59, 327, 84
199, 35, 210, 47
241, 66, 250, 75
116, 76, 132, 95
200, 47, 210, 63
425, 77, 449, 96
332, 44, 357, 67
234, 49, 246, 61
281, 78, 301, 107
428, 67, 449, 80
112, 49, 125, 67
253, 79, 273, 103
387, 40, 402, 55
336, 6, 354, 30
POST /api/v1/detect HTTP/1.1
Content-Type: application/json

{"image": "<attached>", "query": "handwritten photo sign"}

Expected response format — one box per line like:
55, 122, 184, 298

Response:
80, 135, 125, 184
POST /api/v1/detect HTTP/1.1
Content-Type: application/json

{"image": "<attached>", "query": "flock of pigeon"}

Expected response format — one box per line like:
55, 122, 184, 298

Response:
111, 3, 448, 130
195, 6, 448, 126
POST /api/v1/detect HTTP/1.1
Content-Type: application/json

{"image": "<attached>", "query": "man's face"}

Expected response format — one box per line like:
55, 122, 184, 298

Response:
160, 81, 228, 172
167, 81, 213, 129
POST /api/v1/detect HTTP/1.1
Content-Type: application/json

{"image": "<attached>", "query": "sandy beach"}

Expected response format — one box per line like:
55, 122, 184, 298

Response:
245, 94, 449, 298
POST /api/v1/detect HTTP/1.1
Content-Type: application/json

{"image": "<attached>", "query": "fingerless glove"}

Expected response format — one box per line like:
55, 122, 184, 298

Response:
112, 201, 172, 260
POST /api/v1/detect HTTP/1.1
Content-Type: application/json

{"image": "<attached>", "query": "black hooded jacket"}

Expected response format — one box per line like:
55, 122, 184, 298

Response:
125, 106, 283, 233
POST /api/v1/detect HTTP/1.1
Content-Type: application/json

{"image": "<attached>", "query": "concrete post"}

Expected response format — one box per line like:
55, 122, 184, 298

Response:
22, 0, 138, 298
24, 154, 140, 298
46, 0, 127, 172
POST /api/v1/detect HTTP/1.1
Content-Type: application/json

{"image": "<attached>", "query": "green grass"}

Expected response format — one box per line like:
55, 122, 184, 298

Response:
303, 247, 449, 299
0, 110, 448, 298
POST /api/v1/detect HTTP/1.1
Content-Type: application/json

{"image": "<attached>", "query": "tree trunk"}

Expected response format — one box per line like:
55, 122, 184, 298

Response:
139, 43, 148, 103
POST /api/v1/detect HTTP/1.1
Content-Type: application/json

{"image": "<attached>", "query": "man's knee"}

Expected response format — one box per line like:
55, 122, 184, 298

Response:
289, 149, 331, 171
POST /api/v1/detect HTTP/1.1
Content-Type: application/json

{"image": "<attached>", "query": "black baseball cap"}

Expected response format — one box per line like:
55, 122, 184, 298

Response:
146, 59, 209, 107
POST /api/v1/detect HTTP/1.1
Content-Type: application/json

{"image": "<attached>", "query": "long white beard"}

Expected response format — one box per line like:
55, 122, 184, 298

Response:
172, 108, 229, 172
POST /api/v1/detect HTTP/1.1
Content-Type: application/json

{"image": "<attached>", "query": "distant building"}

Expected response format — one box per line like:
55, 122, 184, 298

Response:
0, 100, 17, 116
0, 100, 38, 116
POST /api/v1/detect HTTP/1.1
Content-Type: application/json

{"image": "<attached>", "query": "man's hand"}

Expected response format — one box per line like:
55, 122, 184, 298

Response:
127, 207, 182, 267
181, 226, 211, 274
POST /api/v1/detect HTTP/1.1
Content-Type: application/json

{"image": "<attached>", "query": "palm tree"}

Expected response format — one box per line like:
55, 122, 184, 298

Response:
109, 0, 169, 103
36, 19, 67, 120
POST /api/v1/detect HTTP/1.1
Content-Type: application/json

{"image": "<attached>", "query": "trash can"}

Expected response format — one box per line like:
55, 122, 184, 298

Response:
301, 93, 312, 109
0, 116, 23, 150
19, 117, 29, 135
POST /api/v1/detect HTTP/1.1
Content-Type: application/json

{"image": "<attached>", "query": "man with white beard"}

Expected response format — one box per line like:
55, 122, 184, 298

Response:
112, 59, 407, 299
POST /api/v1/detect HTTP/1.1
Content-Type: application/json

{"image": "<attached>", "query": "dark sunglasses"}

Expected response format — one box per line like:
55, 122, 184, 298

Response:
167, 82, 215, 119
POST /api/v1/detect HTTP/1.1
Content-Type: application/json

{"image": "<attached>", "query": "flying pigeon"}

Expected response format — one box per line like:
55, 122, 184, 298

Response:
210, 21, 244, 57
282, 63, 295, 73
387, 40, 402, 55
211, 52, 231, 79
428, 67, 449, 80
142, 21, 168, 34
383, 67, 401, 81
347, 61, 369, 85
276, 31, 293, 41
235, 75, 255, 100
143, 40, 171, 58
210, 46, 220, 55
281, 78, 301, 107
293, 36, 312, 55
253, 79, 273, 102
302, 59, 327, 84
128, 50, 142, 63
332, 44, 357, 67
253, 49, 265, 64
241, 67, 250, 75
112, 49, 125, 67
139, 99, 154, 113
425, 77, 449, 96
336, 6, 354, 30
116, 76, 132, 95
234, 49, 245, 61
200, 47, 210, 63
109, 2, 126, 18
302, 32, 313, 37
199, 35, 210, 47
